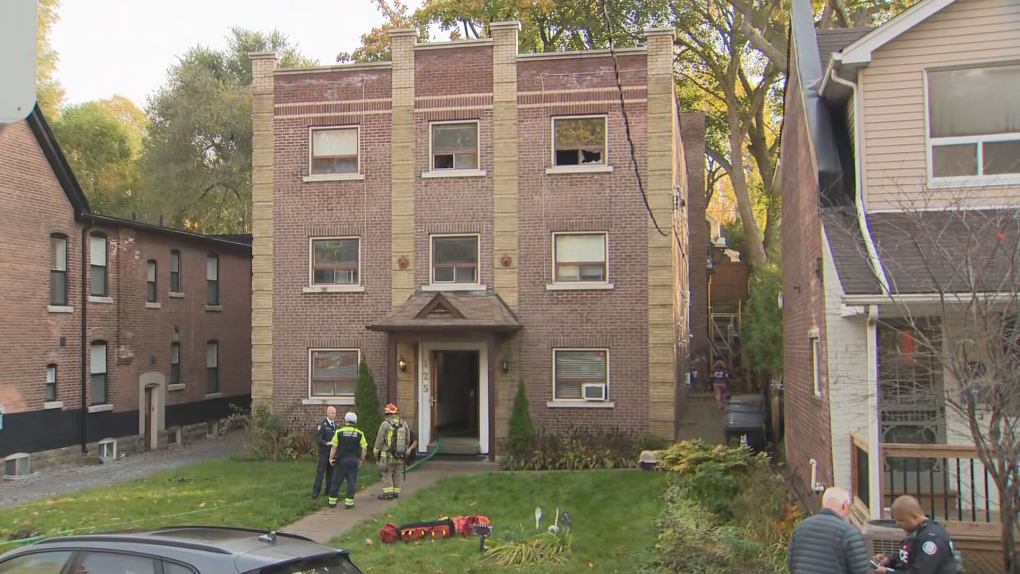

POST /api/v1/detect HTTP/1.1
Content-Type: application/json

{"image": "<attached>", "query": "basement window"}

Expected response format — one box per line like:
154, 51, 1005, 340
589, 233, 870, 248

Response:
3, 453, 32, 479
98, 438, 118, 462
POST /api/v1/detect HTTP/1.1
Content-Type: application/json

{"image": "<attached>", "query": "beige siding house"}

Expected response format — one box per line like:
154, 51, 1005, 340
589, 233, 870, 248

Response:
783, 0, 1020, 569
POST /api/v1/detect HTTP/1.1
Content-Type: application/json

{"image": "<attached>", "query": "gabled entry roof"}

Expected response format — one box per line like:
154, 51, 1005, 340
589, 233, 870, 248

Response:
368, 291, 521, 333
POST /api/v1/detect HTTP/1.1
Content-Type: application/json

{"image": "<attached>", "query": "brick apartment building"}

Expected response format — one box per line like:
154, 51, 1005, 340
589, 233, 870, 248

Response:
0, 107, 252, 475
250, 22, 705, 458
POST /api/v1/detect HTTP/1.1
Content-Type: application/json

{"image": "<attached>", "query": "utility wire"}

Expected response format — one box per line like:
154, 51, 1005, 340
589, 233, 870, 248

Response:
599, 0, 670, 238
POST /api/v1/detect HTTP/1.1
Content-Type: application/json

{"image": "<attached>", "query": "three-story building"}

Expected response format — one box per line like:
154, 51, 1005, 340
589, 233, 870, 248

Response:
251, 22, 704, 458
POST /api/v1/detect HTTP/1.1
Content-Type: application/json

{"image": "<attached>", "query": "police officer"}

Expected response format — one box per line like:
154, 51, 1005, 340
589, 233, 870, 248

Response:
310, 406, 337, 498
326, 411, 367, 509
874, 495, 958, 574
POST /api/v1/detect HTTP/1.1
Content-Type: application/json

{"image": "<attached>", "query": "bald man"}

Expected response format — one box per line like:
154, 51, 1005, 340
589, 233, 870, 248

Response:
311, 406, 338, 498
787, 487, 871, 574
873, 495, 958, 574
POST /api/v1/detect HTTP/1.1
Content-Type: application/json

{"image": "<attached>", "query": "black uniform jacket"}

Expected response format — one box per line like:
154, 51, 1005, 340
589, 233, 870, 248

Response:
888, 520, 958, 574
314, 417, 337, 450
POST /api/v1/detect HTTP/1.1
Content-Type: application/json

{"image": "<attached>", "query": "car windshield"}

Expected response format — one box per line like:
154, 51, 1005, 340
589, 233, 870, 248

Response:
255, 555, 363, 574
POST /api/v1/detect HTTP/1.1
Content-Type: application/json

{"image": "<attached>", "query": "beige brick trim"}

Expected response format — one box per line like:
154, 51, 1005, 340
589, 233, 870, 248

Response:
250, 52, 278, 406
518, 99, 647, 109
492, 16, 520, 312
275, 110, 391, 120
391, 31, 416, 309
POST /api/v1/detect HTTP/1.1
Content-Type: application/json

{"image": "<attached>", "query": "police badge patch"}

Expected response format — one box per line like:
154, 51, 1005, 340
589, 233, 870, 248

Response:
317, 424, 322, 431
922, 540, 938, 556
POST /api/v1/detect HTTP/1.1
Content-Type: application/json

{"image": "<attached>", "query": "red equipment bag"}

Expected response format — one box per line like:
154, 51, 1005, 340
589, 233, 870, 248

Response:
378, 523, 400, 544
397, 518, 456, 542
451, 515, 492, 536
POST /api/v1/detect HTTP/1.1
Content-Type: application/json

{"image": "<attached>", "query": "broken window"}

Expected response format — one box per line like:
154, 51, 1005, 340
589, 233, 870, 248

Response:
553, 116, 606, 166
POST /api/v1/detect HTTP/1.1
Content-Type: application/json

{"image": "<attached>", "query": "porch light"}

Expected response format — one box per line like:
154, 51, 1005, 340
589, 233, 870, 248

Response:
500, 358, 510, 374
398, 356, 407, 372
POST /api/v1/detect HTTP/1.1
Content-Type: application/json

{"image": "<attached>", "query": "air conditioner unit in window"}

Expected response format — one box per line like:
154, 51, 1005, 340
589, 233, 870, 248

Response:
3, 453, 36, 480
582, 383, 607, 401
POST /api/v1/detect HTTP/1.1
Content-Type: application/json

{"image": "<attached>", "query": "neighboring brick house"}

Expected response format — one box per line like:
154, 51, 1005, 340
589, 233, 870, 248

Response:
782, 0, 1020, 561
250, 22, 705, 459
0, 107, 252, 474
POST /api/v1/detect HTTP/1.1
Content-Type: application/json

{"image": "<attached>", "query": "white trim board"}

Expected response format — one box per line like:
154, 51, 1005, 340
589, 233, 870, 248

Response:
417, 342, 489, 456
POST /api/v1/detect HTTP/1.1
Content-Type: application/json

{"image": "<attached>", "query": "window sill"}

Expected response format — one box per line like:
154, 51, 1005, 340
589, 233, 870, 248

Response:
928, 174, 1020, 189
420, 284, 487, 292
167, 384, 186, 392
302, 397, 356, 406
303, 285, 366, 294
43, 401, 63, 410
88, 404, 114, 413
546, 282, 614, 291
205, 305, 223, 312
421, 169, 487, 179
169, 292, 186, 299
88, 296, 114, 304
145, 302, 162, 309
545, 165, 614, 175
47, 305, 74, 314
546, 400, 615, 409
205, 393, 223, 399
303, 173, 365, 182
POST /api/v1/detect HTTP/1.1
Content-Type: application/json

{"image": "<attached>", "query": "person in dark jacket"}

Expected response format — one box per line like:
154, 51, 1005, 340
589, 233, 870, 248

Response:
787, 486, 871, 574
874, 495, 958, 574
310, 406, 337, 498
327, 411, 368, 509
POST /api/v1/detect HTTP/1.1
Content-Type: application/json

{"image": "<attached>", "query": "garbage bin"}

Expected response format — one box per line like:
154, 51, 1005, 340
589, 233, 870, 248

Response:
723, 409, 766, 452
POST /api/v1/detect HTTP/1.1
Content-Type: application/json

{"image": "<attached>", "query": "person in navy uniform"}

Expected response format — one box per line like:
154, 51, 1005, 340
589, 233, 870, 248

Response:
310, 406, 337, 498
874, 495, 958, 574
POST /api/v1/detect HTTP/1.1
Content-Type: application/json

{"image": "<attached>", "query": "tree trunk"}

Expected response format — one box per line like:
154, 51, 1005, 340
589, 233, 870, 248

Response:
1003, 484, 1019, 574
728, 109, 768, 268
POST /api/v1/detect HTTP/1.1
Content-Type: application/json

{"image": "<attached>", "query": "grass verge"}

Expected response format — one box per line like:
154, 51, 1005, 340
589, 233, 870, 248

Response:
0, 457, 380, 550
335, 469, 666, 573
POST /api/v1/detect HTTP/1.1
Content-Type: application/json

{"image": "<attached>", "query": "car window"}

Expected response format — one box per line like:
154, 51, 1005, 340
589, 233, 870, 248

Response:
75, 552, 158, 574
162, 562, 198, 574
0, 551, 74, 573
255, 554, 363, 574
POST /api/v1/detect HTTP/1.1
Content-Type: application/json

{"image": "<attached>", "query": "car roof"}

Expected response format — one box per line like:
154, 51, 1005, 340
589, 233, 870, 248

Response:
13, 526, 350, 572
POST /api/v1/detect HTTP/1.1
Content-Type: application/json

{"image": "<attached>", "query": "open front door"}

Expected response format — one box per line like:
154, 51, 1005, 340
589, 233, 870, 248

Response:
143, 387, 153, 451
430, 351, 442, 445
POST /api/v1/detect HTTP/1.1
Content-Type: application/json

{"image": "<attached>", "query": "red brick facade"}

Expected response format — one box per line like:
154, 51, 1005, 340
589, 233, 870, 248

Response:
780, 52, 834, 508
0, 111, 252, 465
261, 32, 703, 450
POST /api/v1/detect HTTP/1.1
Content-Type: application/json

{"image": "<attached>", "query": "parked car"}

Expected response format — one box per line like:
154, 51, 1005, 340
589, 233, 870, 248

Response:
0, 526, 364, 574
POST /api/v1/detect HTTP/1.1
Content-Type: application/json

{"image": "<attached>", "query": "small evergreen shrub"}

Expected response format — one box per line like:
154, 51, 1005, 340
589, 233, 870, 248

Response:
506, 380, 536, 452
354, 359, 384, 452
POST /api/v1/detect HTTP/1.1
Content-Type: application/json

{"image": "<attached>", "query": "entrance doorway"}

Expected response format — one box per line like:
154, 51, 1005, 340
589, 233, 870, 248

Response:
143, 386, 154, 451
418, 342, 489, 455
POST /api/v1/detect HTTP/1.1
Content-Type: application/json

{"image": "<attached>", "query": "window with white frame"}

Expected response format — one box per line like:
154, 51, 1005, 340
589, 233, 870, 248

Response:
431, 235, 479, 284
206, 341, 219, 394
206, 255, 219, 306
50, 234, 68, 306
553, 349, 609, 401
811, 337, 821, 397
310, 238, 360, 285
430, 122, 479, 170
146, 260, 157, 303
170, 250, 182, 293
89, 234, 108, 297
553, 116, 607, 166
90, 341, 108, 405
926, 63, 1020, 181
170, 343, 181, 386
310, 127, 359, 175
553, 233, 608, 283
46, 364, 57, 402
309, 349, 359, 397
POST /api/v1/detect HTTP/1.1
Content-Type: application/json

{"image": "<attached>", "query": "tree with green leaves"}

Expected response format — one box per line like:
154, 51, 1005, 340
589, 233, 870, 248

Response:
507, 379, 536, 452
740, 253, 783, 384
354, 359, 385, 453
51, 97, 147, 216
140, 28, 315, 233
36, 0, 64, 119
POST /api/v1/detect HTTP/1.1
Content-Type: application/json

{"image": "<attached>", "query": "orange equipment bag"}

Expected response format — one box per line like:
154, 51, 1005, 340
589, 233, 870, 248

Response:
451, 515, 492, 536
397, 518, 456, 542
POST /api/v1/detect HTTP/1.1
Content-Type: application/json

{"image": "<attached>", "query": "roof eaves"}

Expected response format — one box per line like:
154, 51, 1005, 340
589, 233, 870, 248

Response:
25, 105, 91, 220
87, 214, 253, 253
839, 0, 956, 65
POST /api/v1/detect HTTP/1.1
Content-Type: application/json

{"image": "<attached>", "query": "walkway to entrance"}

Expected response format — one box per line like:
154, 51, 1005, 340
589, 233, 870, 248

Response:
282, 459, 496, 543
676, 394, 725, 445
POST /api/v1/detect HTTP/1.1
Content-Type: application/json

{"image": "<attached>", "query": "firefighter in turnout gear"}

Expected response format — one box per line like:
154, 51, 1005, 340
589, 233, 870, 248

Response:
326, 411, 367, 509
873, 495, 959, 574
374, 403, 416, 500
310, 406, 338, 498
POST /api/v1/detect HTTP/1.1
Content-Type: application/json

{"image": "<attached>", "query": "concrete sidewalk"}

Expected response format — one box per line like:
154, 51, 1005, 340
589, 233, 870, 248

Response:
283, 459, 496, 544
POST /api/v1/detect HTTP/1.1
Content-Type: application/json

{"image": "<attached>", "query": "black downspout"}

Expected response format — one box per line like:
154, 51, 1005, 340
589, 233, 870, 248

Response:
80, 222, 93, 454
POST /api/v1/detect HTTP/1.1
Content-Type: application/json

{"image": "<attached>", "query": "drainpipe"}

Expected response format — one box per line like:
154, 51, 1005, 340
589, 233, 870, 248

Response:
80, 222, 93, 454
827, 63, 891, 295
866, 304, 882, 519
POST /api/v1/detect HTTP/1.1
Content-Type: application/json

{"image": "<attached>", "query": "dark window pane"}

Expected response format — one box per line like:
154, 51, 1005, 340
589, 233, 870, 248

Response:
432, 123, 477, 152
147, 282, 157, 302
983, 140, 1020, 175
79, 552, 158, 574
433, 154, 454, 170
433, 237, 478, 265
91, 374, 107, 405
207, 280, 219, 306
258, 554, 363, 574
931, 144, 977, 178
207, 368, 219, 393
90, 266, 107, 297
433, 267, 454, 283
454, 266, 477, 283
50, 270, 67, 305
0, 551, 74, 573
312, 157, 358, 174
170, 363, 180, 385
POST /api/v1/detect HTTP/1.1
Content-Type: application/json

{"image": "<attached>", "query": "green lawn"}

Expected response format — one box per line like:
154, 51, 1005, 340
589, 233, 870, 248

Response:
335, 469, 667, 574
0, 457, 379, 550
